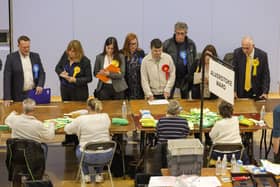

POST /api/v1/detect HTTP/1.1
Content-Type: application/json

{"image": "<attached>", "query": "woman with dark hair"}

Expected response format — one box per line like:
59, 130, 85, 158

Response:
190, 45, 218, 144
93, 37, 127, 100
190, 44, 218, 99
120, 33, 145, 99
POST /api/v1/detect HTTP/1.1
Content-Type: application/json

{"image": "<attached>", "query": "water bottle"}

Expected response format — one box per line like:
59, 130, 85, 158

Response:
236, 160, 243, 172
260, 105, 265, 121
221, 154, 227, 175
231, 154, 237, 173
215, 156, 222, 175
122, 101, 127, 119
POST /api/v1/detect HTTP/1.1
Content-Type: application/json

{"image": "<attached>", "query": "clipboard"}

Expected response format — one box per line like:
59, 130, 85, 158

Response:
28, 88, 51, 104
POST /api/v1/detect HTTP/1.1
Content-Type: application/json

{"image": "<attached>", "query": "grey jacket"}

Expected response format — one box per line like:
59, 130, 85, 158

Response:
93, 53, 128, 93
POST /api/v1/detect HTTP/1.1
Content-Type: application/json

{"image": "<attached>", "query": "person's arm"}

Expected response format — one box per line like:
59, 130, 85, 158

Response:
4, 111, 17, 127
232, 49, 239, 98
209, 122, 219, 140
184, 121, 190, 136
64, 118, 79, 135
140, 57, 153, 98
39, 121, 55, 141
260, 51, 270, 97
3, 54, 13, 102
75, 56, 93, 86
189, 40, 197, 65
108, 54, 125, 80
55, 51, 67, 76
93, 54, 102, 77
164, 55, 176, 95
34, 53, 46, 88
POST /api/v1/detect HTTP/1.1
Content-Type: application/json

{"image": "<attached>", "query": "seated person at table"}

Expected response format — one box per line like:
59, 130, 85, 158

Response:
156, 100, 189, 167
209, 100, 248, 164
64, 98, 113, 183
4, 98, 55, 159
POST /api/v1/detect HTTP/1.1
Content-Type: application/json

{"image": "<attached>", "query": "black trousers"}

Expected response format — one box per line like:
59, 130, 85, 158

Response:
95, 84, 125, 100
60, 84, 89, 101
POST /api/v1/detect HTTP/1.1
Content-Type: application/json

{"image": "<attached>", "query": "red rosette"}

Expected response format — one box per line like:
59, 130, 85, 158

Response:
162, 64, 170, 80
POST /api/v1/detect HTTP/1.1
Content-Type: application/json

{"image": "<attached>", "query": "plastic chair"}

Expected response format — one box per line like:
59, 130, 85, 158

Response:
76, 141, 117, 187
6, 138, 46, 187
207, 143, 244, 167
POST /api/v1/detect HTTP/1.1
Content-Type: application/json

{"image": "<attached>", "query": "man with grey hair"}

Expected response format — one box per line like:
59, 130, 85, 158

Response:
163, 22, 197, 99
233, 36, 270, 99
156, 100, 189, 168
4, 98, 55, 158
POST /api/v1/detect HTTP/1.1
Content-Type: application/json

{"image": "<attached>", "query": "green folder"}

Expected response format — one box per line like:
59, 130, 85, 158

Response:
112, 118, 128, 126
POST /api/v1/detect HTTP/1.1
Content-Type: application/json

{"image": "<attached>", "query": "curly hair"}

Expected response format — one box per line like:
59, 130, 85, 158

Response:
218, 100, 233, 118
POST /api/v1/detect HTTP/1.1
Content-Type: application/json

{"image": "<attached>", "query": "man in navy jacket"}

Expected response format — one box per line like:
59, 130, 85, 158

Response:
3, 35, 45, 106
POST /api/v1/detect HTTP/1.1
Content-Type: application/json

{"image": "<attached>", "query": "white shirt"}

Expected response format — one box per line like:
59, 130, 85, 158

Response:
103, 55, 112, 84
5, 111, 55, 143
209, 116, 242, 144
64, 113, 111, 151
20, 53, 34, 91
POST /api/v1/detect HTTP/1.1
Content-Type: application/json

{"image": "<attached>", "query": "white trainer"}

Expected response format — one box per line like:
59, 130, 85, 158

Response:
83, 174, 91, 183
95, 173, 104, 183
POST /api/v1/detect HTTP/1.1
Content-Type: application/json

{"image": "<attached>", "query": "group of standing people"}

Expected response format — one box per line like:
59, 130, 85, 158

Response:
3, 22, 270, 105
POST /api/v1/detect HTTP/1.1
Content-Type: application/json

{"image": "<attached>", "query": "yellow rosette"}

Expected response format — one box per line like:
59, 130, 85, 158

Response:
73, 66, 81, 77
111, 60, 119, 67
252, 58, 259, 76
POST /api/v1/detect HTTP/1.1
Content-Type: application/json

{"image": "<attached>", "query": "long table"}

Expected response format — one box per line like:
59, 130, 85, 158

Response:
130, 99, 265, 163
0, 100, 134, 177
0, 101, 135, 133
0, 99, 268, 165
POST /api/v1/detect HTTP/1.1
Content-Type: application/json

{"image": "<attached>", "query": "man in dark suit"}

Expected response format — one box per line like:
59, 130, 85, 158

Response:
3, 35, 46, 106
233, 36, 270, 99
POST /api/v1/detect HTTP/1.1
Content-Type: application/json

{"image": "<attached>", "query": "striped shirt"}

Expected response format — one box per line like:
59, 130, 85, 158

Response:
156, 116, 189, 143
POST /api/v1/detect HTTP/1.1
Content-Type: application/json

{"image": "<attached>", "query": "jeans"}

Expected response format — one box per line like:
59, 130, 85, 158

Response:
76, 146, 114, 175
272, 105, 280, 137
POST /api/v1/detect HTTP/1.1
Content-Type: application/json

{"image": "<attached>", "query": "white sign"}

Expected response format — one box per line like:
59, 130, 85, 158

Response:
209, 58, 234, 104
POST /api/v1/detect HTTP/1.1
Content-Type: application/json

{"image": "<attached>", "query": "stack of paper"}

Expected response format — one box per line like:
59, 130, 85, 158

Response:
148, 99, 169, 105
148, 176, 221, 187
261, 160, 280, 175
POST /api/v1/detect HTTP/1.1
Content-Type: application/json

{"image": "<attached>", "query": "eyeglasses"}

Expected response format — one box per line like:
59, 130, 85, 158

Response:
129, 42, 137, 46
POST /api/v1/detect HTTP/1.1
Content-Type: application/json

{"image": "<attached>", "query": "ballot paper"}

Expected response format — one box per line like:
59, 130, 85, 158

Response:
148, 99, 169, 105
148, 176, 221, 187
261, 160, 280, 175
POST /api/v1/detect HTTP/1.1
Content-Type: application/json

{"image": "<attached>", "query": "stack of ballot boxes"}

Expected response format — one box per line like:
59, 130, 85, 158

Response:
167, 139, 204, 176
